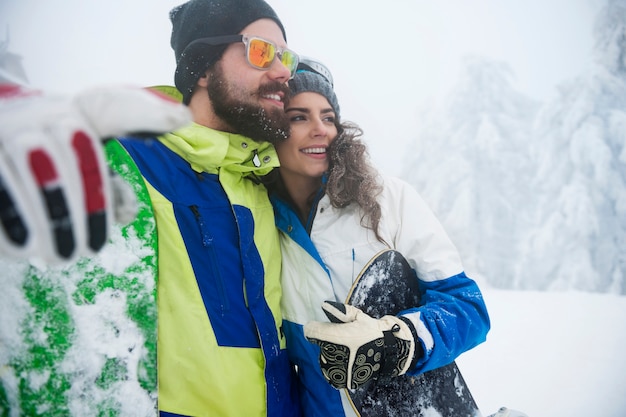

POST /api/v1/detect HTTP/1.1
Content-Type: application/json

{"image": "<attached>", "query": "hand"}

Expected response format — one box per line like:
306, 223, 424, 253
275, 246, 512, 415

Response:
0, 84, 191, 263
304, 301, 418, 389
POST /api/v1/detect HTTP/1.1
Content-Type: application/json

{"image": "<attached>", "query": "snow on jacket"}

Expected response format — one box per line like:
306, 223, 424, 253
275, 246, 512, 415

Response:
116, 122, 300, 417
272, 175, 490, 417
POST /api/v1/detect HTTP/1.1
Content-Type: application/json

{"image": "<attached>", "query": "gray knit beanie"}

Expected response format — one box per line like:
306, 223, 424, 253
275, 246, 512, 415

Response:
289, 59, 340, 119
170, 0, 286, 103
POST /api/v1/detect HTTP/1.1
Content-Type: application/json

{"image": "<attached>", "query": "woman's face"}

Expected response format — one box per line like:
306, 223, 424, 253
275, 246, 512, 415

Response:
276, 91, 338, 181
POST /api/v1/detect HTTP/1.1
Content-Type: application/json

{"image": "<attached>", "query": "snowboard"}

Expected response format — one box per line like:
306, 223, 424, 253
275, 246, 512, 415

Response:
0, 140, 158, 416
344, 249, 482, 417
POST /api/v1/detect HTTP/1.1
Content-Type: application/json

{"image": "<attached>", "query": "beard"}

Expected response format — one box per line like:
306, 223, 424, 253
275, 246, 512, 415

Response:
206, 63, 291, 145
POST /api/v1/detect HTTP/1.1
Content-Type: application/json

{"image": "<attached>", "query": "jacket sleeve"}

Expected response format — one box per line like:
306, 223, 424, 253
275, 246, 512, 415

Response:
382, 176, 490, 374
400, 273, 490, 375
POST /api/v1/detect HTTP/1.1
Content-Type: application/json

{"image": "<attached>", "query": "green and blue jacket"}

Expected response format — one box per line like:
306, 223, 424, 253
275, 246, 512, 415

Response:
117, 121, 300, 417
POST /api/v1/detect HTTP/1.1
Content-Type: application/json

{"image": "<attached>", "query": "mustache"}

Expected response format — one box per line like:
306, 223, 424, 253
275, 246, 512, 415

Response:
257, 81, 291, 105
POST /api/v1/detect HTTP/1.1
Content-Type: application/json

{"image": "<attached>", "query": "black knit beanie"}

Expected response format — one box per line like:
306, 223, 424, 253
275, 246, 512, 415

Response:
289, 62, 340, 119
170, 0, 287, 103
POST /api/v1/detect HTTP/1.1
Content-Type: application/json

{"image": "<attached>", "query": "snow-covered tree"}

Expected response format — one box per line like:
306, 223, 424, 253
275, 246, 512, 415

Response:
0, 31, 29, 85
401, 56, 539, 288
402, 0, 626, 294
518, 0, 626, 294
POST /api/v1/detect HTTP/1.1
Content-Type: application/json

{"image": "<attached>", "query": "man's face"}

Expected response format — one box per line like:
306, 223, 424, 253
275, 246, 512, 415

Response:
207, 19, 293, 145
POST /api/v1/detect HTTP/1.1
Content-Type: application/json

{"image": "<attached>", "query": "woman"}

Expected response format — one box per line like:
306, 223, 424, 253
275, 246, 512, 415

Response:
266, 59, 490, 416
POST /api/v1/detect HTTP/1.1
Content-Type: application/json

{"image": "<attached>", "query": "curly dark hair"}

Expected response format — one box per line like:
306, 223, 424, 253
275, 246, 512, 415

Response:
262, 120, 385, 243
326, 121, 385, 243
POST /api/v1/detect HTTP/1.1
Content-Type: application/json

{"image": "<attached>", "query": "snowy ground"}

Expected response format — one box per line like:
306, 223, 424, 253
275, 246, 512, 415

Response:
456, 289, 626, 417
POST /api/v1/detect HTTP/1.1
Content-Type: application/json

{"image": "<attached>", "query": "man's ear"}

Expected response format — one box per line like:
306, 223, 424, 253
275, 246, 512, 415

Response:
197, 71, 210, 87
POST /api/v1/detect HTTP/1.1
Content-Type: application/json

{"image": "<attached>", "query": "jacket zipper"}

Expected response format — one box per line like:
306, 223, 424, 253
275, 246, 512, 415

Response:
190, 204, 230, 313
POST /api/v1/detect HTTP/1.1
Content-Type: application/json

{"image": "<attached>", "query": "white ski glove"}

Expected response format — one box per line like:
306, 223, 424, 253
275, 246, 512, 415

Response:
304, 301, 419, 390
0, 84, 191, 263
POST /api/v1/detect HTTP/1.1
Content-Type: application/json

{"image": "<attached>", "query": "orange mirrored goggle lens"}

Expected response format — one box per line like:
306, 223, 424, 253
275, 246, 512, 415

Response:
247, 38, 298, 78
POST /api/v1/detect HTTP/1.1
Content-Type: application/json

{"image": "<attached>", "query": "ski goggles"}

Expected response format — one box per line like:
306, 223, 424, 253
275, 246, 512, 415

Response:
185, 34, 299, 79
297, 57, 334, 87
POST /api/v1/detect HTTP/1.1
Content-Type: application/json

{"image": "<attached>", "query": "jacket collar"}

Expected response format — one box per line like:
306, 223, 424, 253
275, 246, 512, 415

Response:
159, 122, 279, 176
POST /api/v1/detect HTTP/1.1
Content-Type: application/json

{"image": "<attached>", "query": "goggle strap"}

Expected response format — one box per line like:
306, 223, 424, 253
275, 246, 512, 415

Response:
297, 58, 334, 87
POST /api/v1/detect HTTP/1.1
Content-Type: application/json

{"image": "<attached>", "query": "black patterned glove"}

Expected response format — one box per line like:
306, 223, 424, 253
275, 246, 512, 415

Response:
304, 301, 418, 389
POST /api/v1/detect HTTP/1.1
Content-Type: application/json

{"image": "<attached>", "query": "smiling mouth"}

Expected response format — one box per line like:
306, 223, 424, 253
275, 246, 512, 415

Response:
301, 147, 327, 154
262, 93, 283, 103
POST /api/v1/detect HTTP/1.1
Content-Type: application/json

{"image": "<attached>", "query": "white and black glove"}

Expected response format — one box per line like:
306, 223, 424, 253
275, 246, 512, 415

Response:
304, 301, 421, 390
0, 84, 191, 263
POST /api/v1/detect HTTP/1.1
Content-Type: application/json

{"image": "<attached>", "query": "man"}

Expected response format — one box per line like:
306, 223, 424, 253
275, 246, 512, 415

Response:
0, 0, 301, 416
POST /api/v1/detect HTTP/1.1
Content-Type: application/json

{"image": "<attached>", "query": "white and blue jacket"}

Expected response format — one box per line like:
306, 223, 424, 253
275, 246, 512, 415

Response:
271, 175, 490, 417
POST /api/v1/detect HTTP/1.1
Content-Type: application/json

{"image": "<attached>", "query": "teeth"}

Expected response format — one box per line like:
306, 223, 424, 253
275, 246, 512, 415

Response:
302, 147, 326, 154
264, 94, 281, 101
